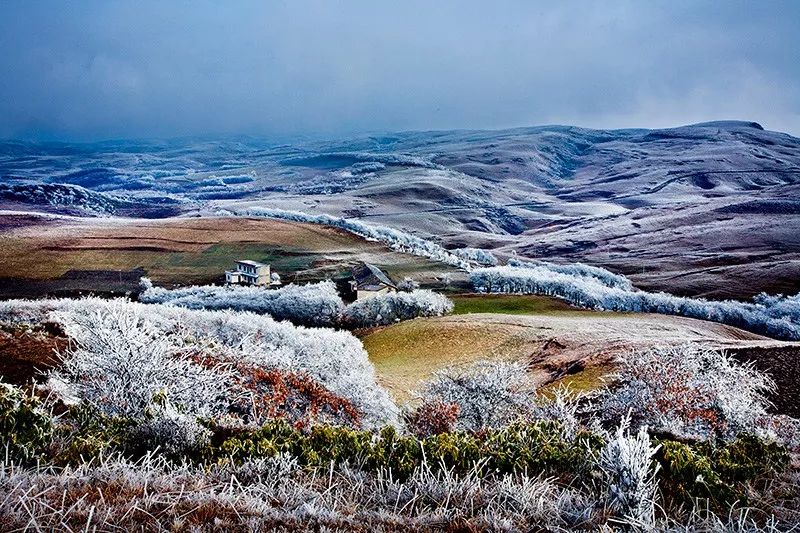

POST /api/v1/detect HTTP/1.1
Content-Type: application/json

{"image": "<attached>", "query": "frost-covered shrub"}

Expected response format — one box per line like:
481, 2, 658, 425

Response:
404, 399, 460, 438
52, 303, 234, 419
162, 305, 399, 428
471, 265, 800, 340
531, 386, 582, 442
341, 289, 453, 328
396, 277, 420, 292
601, 345, 775, 441
598, 420, 661, 528
139, 279, 344, 327
0, 297, 398, 429
132, 397, 212, 458
235, 206, 471, 270
454, 247, 498, 266
420, 361, 534, 431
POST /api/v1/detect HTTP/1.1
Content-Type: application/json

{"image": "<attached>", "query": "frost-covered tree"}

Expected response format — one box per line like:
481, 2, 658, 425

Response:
52, 302, 234, 419
341, 289, 453, 328
139, 279, 344, 327
470, 264, 800, 340
419, 361, 534, 431
397, 277, 420, 292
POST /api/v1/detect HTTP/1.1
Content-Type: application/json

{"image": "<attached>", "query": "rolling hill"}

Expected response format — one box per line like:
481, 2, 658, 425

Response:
2, 120, 800, 298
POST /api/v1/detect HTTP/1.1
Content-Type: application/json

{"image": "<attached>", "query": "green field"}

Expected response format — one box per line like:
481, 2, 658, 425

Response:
450, 293, 580, 315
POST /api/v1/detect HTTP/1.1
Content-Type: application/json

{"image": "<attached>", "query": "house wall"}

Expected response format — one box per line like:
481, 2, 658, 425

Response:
233, 263, 271, 286
356, 286, 393, 300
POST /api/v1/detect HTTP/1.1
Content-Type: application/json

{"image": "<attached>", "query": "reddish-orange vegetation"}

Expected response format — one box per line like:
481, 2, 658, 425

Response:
404, 399, 459, 438
0, 325, 65, 385
188, 352, 360, 428
241, 366, 361, 429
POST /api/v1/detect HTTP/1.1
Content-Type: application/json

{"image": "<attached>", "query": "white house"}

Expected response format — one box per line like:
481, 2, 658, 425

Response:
225, 260, 280, 287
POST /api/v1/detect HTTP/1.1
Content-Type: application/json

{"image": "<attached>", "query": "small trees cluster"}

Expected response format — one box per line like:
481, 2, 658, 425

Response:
470, 264, 800, 340
140, 279, 454, 330
453, 247, 498, 266
139, 279, 344, 327
341, 289, 454, 328
507, 258, 633, 290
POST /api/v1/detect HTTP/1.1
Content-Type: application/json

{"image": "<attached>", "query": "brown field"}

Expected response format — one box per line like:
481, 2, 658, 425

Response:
0, 214, 454, 297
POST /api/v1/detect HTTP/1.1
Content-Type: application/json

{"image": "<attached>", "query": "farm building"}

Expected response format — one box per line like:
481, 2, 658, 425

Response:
225, 260, 281, 287
349, 263, 397, 300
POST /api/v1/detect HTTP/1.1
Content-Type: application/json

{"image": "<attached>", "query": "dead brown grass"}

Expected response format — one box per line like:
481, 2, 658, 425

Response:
0, 215, 452, 287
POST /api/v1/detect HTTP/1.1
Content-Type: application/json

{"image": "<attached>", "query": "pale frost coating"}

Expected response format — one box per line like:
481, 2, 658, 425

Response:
53, 302, 233, 419
470, 264, 800, 340
139, 279, 344, 327
597, 419, 661, 528
2, 297, 398, 428
601, 345, 775, 441
420, 361, 533, 431
341, 289, 453, 328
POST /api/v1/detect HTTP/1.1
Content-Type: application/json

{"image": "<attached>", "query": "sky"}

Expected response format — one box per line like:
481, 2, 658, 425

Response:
1, 0, 799, 141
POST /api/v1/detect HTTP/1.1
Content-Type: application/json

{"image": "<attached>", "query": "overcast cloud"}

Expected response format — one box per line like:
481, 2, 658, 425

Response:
1, 0, 798, 140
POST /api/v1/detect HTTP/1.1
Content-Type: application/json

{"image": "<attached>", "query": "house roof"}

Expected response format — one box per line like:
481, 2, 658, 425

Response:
236, 259, 267, 268
354, 263, 396, 289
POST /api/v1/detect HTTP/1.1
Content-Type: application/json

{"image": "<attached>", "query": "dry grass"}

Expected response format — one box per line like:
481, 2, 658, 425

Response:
364, 307, 783, 402
0, 215, 452, 287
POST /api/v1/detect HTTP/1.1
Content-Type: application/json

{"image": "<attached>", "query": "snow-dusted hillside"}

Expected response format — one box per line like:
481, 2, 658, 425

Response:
0, 182, 181, 217
2, 121, 799, 296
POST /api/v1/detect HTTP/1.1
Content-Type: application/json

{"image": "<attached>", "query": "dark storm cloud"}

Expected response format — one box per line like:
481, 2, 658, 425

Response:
1, 0, 798, 140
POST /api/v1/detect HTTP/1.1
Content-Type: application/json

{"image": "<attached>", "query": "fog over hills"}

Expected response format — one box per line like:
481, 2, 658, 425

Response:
2, 120, 799, 298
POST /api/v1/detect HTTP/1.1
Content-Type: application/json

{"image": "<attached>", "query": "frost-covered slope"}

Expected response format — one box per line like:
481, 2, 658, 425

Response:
0, 182, 181, 217
2, 121, 799, 296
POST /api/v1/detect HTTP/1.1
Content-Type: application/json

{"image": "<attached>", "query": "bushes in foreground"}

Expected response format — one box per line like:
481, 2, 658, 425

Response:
0, 382, 52, 462
2, 392, 794, 530
0, 297, 399, 428
212, 420, 602, 480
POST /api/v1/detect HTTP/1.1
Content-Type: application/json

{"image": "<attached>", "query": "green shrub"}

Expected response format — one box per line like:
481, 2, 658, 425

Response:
655, 435, 789, 511
211, 420, 598, 481
0, 383, 52, 462
52, 405, 134, 465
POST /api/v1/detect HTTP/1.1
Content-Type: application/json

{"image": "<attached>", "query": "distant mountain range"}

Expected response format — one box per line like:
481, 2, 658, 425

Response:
2, 120, 799, 298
